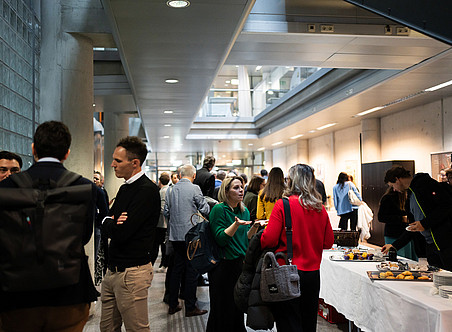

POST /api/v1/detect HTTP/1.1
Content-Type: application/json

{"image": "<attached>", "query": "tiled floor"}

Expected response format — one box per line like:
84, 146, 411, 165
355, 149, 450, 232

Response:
84, 264, 349, 332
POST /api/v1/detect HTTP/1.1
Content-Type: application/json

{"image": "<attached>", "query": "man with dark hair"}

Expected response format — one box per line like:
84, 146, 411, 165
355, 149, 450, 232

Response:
0, 121, 98, 332
260, 169, 268, 180
0, 151, 22, 181
194, 156, 216, 198
100, 136, 160, 332
382, 166, 452, 270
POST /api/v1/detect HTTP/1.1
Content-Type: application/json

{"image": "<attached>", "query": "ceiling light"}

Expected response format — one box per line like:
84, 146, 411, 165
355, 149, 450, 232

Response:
248, 143, 254, 146
164, 124, 172, 127
225, 80, 231, 84
232, 160, 242, 165
290, 134, 304, 139
163, 135, 170, 139
355, 106, 384, 117
163, 110, 174, 114
92, 103, 96, 107
231, 79, 239, 85
165, 79, 179, 84
255, 65, 262, 71
308, 130, 316, 133
222, 155, 226, 158
257, 147, 265, 151
166, 0, 190, 8
316, 123, 337, 130
424, 79, 452, 92
272, 141, 283, 146
268, 90, 274, 95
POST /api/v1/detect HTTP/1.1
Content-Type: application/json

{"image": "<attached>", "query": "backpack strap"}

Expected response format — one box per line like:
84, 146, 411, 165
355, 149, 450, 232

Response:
282, 197, 294, 263
10, 172, 34, 188
56, 170, 82, 187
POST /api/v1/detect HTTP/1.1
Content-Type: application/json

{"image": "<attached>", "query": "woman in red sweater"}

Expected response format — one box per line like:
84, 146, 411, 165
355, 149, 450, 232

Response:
261, 164, 334, 332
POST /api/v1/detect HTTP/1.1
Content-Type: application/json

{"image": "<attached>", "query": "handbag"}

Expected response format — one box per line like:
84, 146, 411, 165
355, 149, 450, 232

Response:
348, 184, 361, 206
260, 198, 301, 302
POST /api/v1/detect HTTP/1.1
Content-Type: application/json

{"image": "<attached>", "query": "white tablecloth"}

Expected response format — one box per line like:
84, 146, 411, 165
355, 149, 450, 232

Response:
319, 251, 452, 332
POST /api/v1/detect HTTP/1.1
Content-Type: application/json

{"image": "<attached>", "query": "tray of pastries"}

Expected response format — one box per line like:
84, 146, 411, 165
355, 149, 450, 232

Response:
377, 261, 440, 272
330, 249, 385, 262
367, 270, 432, 281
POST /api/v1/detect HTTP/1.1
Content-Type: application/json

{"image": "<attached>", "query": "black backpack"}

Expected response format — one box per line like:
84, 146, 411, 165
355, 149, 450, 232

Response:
185, 213, 222, 274
0, 170, 92, 292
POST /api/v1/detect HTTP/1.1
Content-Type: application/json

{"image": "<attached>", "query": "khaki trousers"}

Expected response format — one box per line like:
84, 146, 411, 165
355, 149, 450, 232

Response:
100, 262, 153, 332
0, 303, 89, 332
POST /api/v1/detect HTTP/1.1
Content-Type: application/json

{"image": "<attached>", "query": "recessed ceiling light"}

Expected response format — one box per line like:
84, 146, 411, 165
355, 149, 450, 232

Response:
92, 103, 96, 107
225, 80, 231, 84
166, 0, 190, 8
165, 79, 179, 84
424, 79, 452, 92
257, 147, 265, 151
290, 134, 304, 139
308, 130, 316, 133
231, 79, 239, 85
164, 124, 172, 127
248, 143, 254, 146
355, 106, 384, 117
255, 65, 262, 71
163, 110, 174, 114
272, 141, 283, 146
316, 123, 337, 130
163, 135, 170, 139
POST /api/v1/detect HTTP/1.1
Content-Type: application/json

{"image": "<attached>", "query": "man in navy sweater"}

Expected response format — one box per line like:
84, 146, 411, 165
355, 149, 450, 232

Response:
100, 136, 160, 332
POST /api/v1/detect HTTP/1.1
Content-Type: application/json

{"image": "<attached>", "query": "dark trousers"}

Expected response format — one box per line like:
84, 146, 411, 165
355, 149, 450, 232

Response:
339, 209, 358, 231
206, 257, 246, 332
168, 241, 198, 311
270, 270, 320, 332
427, 243, 452, 271
150, 227, 168, 267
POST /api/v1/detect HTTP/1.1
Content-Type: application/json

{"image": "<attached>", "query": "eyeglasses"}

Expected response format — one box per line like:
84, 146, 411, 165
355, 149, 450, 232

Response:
0, 167, 20, 174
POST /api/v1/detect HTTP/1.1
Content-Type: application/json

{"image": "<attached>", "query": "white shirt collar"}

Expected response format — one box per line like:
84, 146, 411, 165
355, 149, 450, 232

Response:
37, 157, 61, 163
125, 170, 145, 184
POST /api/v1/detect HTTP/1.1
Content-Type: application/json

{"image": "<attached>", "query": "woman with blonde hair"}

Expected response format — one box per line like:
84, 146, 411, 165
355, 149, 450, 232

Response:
207, 176, 261, 332
256, 167, 285, 220
261, 164, 334, 331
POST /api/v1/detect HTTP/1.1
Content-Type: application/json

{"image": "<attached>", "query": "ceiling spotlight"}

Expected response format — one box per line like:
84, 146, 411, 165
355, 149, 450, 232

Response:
163, 110, 174, 114
248, 143, 254, 146
92, 103, 96, 107
225, 80, 231, 84
255, 65, 262, 71
165, 78, 179, 84
166, 0, 190, 8
163, 135, 170, 139
164, 124, 172, 127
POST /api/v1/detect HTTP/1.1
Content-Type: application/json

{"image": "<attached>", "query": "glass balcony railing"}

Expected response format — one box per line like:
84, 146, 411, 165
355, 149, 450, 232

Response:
198, 66, 320, 118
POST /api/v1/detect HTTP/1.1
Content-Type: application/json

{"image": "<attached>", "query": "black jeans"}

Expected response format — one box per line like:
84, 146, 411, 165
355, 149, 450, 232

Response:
339, 209, 358, 231
206, 257, 246, 332
270, 270, 320, 332
150, 227, 168, 267
168, 241, 199, 311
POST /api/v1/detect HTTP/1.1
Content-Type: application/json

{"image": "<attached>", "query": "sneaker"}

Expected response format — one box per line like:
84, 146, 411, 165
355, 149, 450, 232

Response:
168, 305, 182, 315
185, 307, 208, 317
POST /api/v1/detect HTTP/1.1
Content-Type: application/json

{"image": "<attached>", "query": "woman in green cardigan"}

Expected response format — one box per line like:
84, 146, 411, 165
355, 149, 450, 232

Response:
207, 176, 261, 332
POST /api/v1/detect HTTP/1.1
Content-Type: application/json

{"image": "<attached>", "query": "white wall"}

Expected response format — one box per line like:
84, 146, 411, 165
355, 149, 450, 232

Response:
380, 100, 443, 174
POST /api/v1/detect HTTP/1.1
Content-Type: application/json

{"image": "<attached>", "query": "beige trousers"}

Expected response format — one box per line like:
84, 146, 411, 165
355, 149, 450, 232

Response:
100, 262, 153, 332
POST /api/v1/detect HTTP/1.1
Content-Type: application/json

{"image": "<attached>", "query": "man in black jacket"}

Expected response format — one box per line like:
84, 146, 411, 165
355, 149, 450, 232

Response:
382, 166, 452, 270
0, 121, 98, 332
194, 156, 216, 198
100, 136, 160, 332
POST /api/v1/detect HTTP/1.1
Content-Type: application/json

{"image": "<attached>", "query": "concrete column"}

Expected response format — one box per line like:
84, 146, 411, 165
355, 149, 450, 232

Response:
297, 139, 309, 163
238, 65, 252, 117
104, 113, 130, 200
264, 150, 273, 170
361, 118, 381, 163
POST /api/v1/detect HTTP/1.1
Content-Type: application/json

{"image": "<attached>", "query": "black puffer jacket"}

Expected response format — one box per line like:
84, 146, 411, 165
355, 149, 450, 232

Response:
234, 230, 274, 330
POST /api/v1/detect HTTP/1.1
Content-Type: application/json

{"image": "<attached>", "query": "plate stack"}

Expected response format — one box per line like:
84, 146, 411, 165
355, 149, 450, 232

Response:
433, 271, 452, 288
438, 285, 452, 299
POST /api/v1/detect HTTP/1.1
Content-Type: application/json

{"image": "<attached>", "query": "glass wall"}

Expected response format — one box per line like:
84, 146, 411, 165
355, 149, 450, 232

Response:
0, 0, 40, 169
198, 65, 320, 118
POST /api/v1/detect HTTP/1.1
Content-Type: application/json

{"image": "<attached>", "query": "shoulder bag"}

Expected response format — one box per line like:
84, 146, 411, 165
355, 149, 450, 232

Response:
260, 198, 301, 302
348, 183, 361, 206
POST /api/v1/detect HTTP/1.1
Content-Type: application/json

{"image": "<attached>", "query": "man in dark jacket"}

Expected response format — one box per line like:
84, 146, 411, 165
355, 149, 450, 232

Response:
100, 136, 160, 331
0, 121, 98, 332
194, 156, 216, 198
382, 166, 452, 270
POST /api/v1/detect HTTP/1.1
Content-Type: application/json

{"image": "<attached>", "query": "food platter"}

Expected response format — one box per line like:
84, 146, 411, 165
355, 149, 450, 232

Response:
329, 252, 385, 262
367, 270, 432, 281
376, 261, 440, 272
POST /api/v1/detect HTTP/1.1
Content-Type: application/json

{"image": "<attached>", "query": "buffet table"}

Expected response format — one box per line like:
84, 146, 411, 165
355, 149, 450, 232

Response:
319, 251, 452, 332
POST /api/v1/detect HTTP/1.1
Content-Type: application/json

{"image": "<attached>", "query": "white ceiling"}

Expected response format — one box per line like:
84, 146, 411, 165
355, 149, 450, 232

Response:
98, 0, 452, 168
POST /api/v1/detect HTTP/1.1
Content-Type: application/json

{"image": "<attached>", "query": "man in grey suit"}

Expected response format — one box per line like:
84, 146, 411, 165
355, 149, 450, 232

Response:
164, 164, 210, 317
